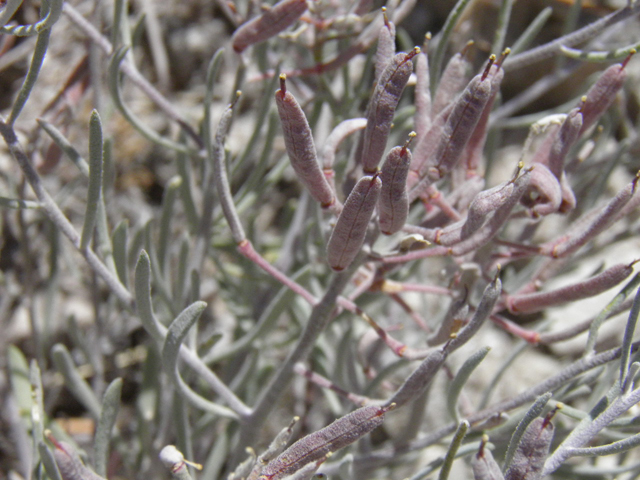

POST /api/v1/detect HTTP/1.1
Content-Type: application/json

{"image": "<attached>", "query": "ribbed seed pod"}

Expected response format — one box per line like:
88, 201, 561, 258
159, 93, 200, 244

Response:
259, 405, 392, 480
547, 107, 583, 178
232, 0, 308, 53
49, 436, 105, 480
361, 48, 418, 174
432, 41, 473, 116
378, 136, 413, 235
276, 75, 335, 208
578, 57, 630, 135
374, 8, 396, 82
505, 416, 555, 480
426, 56, 497, 182
327, 175, 381, 271
507, 262, 634, 314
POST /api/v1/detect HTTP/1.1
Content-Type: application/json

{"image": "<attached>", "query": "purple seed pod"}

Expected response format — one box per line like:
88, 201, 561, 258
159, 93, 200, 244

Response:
462, 180, 515, 239
462, 52, 507, 177
505, 415, 555, 480
408, 102, 455, 193
450, 168, 530, 256
231, 0, 308, 53
520, 164, 562, 218
542, 174, 639, 258
432, 41, 474, 116
424, 56, 498, 183
276, 75, 336, 208
414, 33, 432, 137
378, 134, 414, 235
472, 437, 505, 480
259, 405, 392, 480
547, 107, 583, 179
327, 174, 381, 271
507, 262, 634, 314
578, 55, 632, 135
374, 8, 396, 82
361, 48, 419, 174
386, 347, 448, 408
48, 434, 105, 480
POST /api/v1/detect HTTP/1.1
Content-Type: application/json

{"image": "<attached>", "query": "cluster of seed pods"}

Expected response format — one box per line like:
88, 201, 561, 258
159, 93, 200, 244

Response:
276, 8, 637, 322
271, 7, 637, 339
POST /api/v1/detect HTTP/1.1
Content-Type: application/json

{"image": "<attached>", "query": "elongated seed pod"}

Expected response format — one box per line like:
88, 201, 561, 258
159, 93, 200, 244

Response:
386, 347, 447, 408
374, 8, 396, 82
232, 0, 308, 53
327, 175, 381, 271
276, 75, 335, 208
259, 405, 391, 480
49, 436, 105, 480
449, 170, 530, 256
578, 59, 629, 135
472, 437, 505, 480
378, 138, 413, 235
426, 57, 496, 182
507, 262, 634, 314
408, 102, 455, 193
432, 41, 473, 116
461, 181, 515, 239
505, 416, 554, 480
448, 275, 501, 351
462, 60, 505, 177
547, 107, 583, 178
542, 174, 639, 257
361, 48, 418, 174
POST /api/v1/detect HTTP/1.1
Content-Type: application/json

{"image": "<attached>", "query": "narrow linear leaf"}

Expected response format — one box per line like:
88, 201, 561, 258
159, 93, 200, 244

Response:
586, 273, 640, 354
37, 118, 89, 175
51, 344, 101, 420
7, 22, 51, 125
134, 250, 164, 343
94, 378, 122, 478
438, 420, 469, 480
0, 0, 23, 29
430, 0, 473, 94
108, 46, 191, 154
503, 392, 552, 471
158, 176, 182, 274
39, 441, 63, 480
163, 302, 238, 418
81, 110, 104, 251
8, 345, 34, 422
510, 7, 552, 55
112, 220, 129, 286
447, 347, 491, 422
